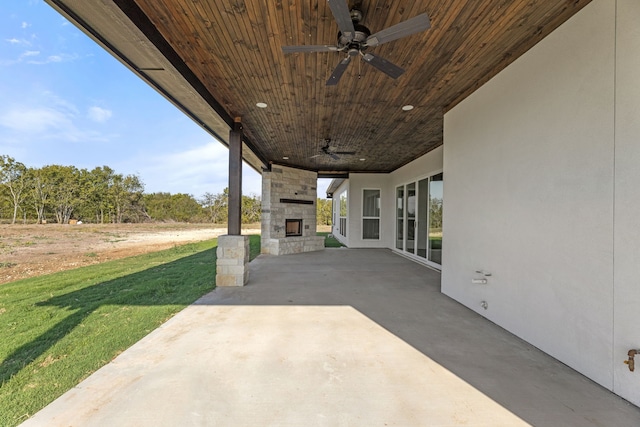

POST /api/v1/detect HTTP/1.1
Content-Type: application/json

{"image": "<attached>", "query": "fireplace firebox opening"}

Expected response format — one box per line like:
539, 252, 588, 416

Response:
285, 219, 303, 237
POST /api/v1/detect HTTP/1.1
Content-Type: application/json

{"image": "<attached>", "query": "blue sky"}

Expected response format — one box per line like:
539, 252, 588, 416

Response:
0, 1, 276, 198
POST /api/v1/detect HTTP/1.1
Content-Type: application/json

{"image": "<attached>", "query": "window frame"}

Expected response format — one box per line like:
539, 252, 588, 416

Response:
362, 188, 381, 240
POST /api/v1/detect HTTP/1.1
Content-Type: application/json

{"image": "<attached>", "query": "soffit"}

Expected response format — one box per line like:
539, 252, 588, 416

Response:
47, 0, 592, 175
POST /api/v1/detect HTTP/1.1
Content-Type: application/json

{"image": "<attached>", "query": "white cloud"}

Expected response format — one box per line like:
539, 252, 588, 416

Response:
0, 93, 112, 143
124, 141, 262, 197
21, 22, 29, 29
87, 106, 112, 123
26, 52, 78, 65
0, 107, 69, 133
0, 50, 40, 66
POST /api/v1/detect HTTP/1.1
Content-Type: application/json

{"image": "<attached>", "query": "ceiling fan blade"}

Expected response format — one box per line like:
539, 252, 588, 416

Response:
327, 0, 355, 42
326, 56, 351, 86
282, 45, 339, 54
364, 13, 431, 47
362, 53, 405, 79
335, 151, 356, 155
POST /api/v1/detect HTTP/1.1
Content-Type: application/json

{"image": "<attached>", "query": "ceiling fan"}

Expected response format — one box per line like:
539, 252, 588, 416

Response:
311, 139, 356, 160
282, 0, 431, 85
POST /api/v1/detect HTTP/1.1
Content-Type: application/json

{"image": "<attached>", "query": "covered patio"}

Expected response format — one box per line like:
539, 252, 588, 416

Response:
22, 249, 640, 426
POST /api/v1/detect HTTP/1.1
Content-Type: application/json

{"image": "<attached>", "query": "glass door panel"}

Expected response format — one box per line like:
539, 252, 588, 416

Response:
428, 173, 443, 264
395, 186, 404, 250
417, 178, 429, 259
406, 182, 416, 254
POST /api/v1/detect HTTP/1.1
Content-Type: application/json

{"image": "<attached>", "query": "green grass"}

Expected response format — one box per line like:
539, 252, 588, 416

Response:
317, 232, 344, 248
0, 235, 261, 426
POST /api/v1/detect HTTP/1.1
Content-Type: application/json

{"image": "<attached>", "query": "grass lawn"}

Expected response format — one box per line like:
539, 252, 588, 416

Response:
317, 232, 344, 248
0, 235, 261, 427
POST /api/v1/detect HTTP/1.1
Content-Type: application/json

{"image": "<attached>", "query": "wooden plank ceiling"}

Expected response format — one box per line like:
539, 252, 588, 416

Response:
126, 0, 591, 174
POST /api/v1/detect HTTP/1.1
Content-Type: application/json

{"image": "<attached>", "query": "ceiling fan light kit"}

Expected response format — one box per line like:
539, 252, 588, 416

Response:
282, 0, 431, 86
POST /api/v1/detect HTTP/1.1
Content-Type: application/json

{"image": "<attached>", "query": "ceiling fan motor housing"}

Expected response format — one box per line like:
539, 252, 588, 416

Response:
337, 9, 370, 51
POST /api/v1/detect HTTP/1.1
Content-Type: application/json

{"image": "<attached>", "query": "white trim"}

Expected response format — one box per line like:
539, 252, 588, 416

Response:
361, 188, 381, 240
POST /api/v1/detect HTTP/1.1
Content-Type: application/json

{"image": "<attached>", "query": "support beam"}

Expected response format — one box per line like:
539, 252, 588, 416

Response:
228, 119, 243, 235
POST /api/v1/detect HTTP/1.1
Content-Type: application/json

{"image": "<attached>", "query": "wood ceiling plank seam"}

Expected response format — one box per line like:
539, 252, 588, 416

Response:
314, 0, 330, 164
207, 2, 276, 162
132, 0, 240, 125
357, 2, 416, 151
435, 0, 534, 110
412, 0, 512, 112
220, 1, 266, 119
215, 0, 266, 119
193, 1, 245, 105
231, 1, 277, 137
450, 0, 592, 111
443, 0, 568, 111
299, 0, 316, 163
407, 2, 440, 70
407, 0, 469, 93
255, 2, 294, 159
318, 14, 342, 168
242, 0, 281, 158
387, 0, 430, 71
296, 0, 324, 165
265, 2, 297, 125
269, 1, 302, 161
281, 0, 303, 150
203, 1, 260, 137
310, 0, 326, 163
184, 2, 230, 87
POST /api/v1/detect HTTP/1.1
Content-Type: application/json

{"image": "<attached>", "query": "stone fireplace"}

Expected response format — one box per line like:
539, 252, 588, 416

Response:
261, 165, 325, 255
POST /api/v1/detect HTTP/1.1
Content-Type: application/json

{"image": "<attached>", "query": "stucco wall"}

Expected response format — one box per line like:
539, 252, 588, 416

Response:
443, 0, 640, 403
613, 0, 640, 402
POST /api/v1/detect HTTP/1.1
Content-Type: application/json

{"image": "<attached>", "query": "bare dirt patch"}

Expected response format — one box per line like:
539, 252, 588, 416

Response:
0, 223, 260, 285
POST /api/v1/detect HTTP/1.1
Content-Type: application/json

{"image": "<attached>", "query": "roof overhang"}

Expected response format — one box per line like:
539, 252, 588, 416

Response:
45, 0, 267, 173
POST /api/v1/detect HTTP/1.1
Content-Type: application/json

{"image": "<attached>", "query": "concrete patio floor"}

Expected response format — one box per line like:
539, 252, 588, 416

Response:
21, 248, 640, 426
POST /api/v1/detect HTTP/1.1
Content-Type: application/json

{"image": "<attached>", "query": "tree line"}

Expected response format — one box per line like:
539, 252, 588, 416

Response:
0, 155, 261, 225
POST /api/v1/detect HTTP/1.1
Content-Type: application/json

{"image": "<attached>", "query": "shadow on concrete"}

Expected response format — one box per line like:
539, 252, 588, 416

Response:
198, 248, 640, 427
0, 246, 216, 387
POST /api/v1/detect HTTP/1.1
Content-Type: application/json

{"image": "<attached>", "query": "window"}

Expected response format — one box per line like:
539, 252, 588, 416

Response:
338, 191, 347, 237
362, 189, 380, 239
396, 172, 443, 267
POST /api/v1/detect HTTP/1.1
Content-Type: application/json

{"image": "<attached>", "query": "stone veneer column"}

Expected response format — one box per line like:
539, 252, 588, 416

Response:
215, 235, 250, 286
261, 165, 325, 255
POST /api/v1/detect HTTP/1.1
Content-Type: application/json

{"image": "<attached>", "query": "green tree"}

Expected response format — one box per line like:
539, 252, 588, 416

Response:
0, 155, 28, 224
429, 197, 443, 230
44, 165, 82, 224
144, 192, 202, 222
86, 166, 116, 223
109, 173, 145, 223
200, 191, 227, 224
316, 198, 333, 225
24, 166, 54, 224
241, 193, 261, 224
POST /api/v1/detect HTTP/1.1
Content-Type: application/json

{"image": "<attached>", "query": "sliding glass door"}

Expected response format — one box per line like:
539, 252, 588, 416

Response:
428, 173, 443, 264
395, 172, 443, 267
395, 186, 404, 250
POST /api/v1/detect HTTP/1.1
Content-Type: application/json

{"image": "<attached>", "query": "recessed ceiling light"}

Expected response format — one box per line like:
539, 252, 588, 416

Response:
402, 104, 414, 111
282, 156, 289, 160
256, 102, 268, 108
359, 158, 366, 161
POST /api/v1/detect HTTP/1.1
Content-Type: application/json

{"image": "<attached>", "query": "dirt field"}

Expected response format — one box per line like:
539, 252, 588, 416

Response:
0, 223, 260, 285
